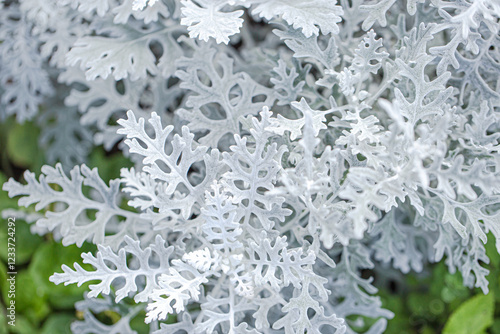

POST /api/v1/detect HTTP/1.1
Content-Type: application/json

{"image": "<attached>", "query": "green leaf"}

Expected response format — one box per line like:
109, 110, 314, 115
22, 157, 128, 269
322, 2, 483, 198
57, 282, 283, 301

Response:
88, 147, 133, 183
0, 172, 18, 211
0, 261, 8, 334
380, 290, 411, 333
6, 121, 43, 170
0, 307, 7, 334
408, 293, 431, 316
0, 218, 43, 265
491, 318, 500, 334
29, 242, 95, 309
130, 310, 155, 333
443, 293, 494, 334
6, 315, 38, 334
40, 314, 74, 334
1, 261, 47, 325
485, 233, 500, 268
2, 270, 50, 325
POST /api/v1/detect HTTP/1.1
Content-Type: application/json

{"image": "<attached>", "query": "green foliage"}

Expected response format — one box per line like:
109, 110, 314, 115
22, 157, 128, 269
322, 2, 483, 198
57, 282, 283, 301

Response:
40, 314, 74, 334
442, 293, 494, 334
5, 120, 44, 172
0, 234, 95, 332
29, 242, 96, 308
0, 199, 96, 333
379, 232, 500, 333
87, 147, 133, 183
0, 173, 16, 212
0, 217, 42, 265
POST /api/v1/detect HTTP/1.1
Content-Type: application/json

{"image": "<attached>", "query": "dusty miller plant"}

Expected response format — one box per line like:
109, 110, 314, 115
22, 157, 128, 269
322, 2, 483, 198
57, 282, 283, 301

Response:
2, 0, 500, 333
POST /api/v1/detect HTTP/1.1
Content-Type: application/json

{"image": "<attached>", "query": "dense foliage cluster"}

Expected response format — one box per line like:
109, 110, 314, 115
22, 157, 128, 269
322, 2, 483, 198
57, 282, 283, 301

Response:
1, 0, 500, 333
